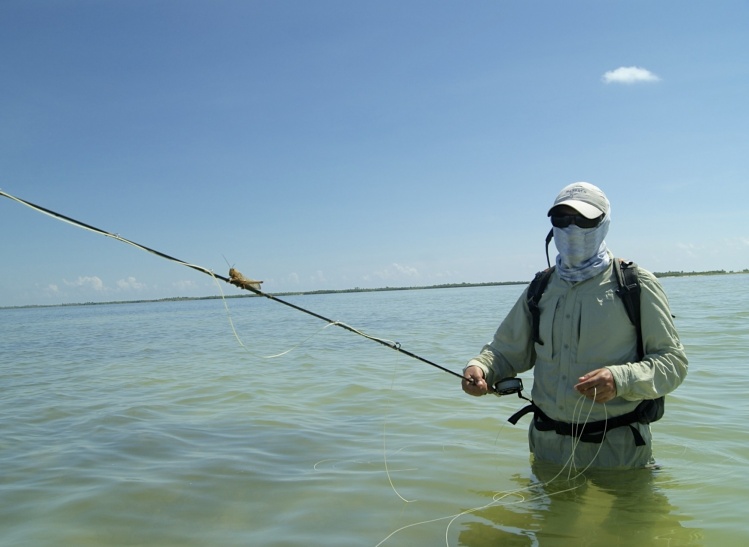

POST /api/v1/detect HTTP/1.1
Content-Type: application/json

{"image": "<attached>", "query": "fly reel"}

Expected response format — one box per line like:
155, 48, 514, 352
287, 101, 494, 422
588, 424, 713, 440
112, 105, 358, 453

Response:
492, 377, 524, 397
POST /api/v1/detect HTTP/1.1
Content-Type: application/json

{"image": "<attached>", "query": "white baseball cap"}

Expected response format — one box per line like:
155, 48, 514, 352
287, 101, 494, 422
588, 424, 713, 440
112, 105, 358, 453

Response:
548, 182, 610, 219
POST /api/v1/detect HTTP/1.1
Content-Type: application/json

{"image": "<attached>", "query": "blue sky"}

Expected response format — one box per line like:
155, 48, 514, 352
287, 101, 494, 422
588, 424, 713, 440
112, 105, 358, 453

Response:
2, 1, 747, 307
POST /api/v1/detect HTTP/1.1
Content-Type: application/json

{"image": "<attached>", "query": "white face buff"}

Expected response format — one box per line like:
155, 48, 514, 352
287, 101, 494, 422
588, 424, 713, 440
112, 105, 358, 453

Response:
553, 210, 611, 282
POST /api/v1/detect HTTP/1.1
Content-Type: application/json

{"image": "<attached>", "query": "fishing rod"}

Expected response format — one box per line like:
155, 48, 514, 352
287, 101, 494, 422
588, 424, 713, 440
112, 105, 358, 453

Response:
1, 189, 467, 383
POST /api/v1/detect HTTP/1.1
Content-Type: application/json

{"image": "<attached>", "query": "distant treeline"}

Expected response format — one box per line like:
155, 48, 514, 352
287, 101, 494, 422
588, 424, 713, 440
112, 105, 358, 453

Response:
653, 269, 749, 278
3, 269, 748, 310
277, 280, 525, 297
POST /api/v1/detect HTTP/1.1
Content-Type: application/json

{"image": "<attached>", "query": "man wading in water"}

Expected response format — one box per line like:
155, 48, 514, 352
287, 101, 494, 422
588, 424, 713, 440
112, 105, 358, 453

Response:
462, 182, 687, 469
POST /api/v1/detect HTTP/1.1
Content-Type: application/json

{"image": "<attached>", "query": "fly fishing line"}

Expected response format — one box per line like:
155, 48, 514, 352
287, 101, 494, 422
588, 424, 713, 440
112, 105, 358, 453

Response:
209, 270, 345, 359
440, 393, 607, 546
2, 188, 475, 514
5, 188, 610, 546
377, 390, 608, 547
1, 189, 467, 382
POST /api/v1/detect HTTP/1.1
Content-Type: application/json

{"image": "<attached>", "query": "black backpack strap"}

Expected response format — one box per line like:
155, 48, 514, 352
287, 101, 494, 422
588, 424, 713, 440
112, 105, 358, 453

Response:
527, 267, 555, 345
613, 260, 665, 422
614, 259, 643, 360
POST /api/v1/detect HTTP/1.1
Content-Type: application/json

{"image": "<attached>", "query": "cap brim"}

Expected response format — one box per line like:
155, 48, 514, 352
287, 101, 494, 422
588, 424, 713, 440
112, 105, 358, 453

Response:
548, 200, 603, 219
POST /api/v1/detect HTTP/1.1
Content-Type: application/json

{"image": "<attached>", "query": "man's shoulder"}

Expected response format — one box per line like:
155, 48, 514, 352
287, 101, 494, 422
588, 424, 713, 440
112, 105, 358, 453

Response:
615, 259, 657, 283
615, 260, 666, 296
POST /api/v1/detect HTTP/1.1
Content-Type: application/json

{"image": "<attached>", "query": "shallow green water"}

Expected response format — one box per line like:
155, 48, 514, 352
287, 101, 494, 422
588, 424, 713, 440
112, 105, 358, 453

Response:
1, 275, 747, 546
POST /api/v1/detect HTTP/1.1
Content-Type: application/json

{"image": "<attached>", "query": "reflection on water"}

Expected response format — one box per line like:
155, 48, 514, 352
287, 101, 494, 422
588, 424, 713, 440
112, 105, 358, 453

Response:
459, 460, 704, 546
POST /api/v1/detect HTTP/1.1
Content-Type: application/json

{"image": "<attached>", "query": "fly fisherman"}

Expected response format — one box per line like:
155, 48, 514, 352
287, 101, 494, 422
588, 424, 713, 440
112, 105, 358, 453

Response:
462, 182, 687, 469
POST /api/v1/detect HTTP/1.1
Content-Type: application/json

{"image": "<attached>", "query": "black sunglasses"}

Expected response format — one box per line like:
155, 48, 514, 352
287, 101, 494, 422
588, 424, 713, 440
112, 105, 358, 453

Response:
550, 213, 603, 229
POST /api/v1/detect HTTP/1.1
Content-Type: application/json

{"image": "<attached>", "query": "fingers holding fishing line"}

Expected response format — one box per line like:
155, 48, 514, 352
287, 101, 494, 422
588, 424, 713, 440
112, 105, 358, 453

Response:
574, 367, 616, 403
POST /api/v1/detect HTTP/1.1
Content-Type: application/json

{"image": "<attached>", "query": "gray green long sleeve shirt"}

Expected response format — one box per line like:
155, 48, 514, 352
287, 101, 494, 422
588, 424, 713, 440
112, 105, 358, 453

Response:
466, 258, 688, 469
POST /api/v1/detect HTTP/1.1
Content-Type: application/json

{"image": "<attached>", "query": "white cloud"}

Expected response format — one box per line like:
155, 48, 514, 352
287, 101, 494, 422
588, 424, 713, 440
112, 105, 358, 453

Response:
602, 66, 660, 84
172, 279, 197, 291
65, 276, 105, 291
368, 263, 420, 281
117, 276, 146, 291
310, 270, 326, 284
392, 263, 419, 277
676, 242, 700, 257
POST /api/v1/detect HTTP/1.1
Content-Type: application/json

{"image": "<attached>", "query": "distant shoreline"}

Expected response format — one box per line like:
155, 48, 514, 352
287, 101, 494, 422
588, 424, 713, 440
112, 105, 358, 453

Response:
3, 269, 747, 311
